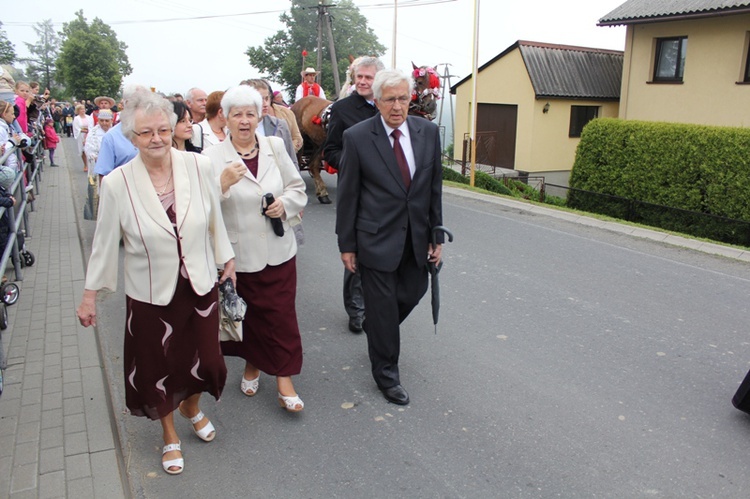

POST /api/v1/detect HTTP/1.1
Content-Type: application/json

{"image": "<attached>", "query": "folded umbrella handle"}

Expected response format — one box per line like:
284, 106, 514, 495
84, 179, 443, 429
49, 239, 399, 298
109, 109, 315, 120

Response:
431, 225, 454, 246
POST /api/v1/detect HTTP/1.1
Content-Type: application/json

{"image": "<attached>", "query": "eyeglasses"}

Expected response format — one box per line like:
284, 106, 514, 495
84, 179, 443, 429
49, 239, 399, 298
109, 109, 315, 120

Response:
379, 96, 410, 106
133, 128, 172, 138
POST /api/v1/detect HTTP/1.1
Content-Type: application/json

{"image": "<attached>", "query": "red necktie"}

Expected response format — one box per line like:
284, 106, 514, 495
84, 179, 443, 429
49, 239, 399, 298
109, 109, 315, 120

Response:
391, 129, 411, 190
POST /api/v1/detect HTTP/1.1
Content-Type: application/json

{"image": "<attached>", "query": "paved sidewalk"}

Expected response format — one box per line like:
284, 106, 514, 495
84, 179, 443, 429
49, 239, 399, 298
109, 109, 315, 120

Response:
0, 144, 127, 498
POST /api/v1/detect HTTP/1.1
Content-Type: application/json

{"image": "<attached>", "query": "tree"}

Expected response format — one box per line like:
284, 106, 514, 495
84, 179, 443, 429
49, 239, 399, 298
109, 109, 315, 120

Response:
0, 22, 16, 65
24, 20, 61, 92
56, 10, 132, 99
246, 0, 385, 101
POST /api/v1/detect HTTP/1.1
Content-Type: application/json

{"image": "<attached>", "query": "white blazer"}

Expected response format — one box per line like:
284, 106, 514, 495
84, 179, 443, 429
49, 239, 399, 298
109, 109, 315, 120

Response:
203, 135, 307, 273
84, 149, 234, 305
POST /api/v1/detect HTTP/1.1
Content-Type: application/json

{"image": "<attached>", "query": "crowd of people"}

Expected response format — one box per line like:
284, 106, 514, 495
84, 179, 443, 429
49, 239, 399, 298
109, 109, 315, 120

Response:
0, 58, 447, 476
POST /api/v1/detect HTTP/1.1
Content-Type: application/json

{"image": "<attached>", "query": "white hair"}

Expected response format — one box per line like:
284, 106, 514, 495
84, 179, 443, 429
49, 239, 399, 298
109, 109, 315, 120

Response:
120, 91, 176, 141
185, 87, 206, 103
372, 69, 413, 101
221, 86, 263, 118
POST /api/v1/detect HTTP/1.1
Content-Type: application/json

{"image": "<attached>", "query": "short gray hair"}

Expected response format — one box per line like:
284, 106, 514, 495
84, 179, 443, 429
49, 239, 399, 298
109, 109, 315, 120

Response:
185, 87, 205, 103
120, 91, 176, 141
372, 69, 413, 101
353, 56, 385, 74
221, 85, 263, 118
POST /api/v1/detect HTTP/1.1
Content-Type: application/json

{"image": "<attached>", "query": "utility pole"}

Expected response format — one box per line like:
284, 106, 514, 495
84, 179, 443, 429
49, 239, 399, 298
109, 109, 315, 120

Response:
316, 3, 324, 83
392, 0, 398, 68
316, 2, 342, 96
437, 63, 458, 149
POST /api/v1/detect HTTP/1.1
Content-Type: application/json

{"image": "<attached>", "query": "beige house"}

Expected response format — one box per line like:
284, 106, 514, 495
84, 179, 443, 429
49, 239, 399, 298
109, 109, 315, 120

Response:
450, 41, 623, 185
599, 0, 750, 127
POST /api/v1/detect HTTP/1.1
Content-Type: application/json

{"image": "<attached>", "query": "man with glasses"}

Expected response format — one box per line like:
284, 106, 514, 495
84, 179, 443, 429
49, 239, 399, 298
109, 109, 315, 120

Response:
335, 69, 444, 406
324, 56, 385, 335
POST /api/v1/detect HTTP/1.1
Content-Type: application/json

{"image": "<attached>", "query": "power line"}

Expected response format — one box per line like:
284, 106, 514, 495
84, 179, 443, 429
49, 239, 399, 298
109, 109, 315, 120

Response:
4, 0, 457, 27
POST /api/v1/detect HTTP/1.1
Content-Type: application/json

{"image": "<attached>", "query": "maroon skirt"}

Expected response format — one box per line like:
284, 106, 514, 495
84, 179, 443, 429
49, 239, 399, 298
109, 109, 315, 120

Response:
221, 257, 303, 376
123, 271, 227, 420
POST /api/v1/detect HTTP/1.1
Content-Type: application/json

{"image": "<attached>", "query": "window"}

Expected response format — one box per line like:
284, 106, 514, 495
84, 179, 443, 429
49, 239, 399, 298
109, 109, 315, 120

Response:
653, 37, 688, 82
569, 106, 599, 138
744, 39, 750, 82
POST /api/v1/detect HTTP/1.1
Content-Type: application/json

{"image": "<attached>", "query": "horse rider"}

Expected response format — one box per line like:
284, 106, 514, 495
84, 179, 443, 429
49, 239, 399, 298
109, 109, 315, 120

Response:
295, 67, 326, 102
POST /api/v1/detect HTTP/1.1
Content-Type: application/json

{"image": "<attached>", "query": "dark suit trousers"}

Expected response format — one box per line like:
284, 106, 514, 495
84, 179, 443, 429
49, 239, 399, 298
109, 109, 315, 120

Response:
342, 269, 364, 320
359, 233, 428, 389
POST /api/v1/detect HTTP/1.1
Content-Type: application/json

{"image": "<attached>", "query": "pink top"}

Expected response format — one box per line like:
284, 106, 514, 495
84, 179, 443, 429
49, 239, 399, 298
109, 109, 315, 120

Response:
14, 95, 27, 133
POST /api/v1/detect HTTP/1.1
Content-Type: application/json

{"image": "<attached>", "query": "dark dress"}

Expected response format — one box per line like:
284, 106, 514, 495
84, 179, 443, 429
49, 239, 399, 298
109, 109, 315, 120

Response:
220, 155, 303, 377
123, 193, 227, 420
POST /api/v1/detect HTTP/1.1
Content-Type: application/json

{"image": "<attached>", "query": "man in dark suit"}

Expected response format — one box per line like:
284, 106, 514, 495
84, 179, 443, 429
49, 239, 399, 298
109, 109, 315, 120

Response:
336, 69, 444, 405
325, 56, 385, 334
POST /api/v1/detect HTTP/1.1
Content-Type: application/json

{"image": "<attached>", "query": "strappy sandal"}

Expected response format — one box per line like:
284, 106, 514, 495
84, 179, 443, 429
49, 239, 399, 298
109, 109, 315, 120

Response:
178, 406, 216, 442
241, 374, 260, 397
162, 441, 184, 475
278, 393, 304, 412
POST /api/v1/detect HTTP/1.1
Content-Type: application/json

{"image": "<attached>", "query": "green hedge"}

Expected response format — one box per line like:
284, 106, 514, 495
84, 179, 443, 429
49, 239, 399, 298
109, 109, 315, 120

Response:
442, 166, 568, 204
569, 118, 750, 221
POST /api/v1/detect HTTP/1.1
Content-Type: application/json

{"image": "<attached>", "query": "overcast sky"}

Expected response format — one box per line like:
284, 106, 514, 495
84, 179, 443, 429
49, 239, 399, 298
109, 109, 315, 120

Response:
5, 0, 627, 97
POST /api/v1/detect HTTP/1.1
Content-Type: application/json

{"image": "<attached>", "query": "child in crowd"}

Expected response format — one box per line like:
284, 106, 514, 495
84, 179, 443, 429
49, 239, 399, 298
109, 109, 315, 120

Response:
0, 101, 20, 173
43, 117, 60, 167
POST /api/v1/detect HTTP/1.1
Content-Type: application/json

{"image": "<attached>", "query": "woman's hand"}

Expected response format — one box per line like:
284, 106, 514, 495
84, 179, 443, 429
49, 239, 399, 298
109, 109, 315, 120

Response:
219, 258, 237, 287
264, 198, 286, 219
76, 289, 98, 327
220, 161, 246, 193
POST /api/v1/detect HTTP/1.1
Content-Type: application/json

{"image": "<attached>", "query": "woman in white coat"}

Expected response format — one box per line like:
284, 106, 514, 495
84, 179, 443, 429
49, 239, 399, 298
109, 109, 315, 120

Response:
72, 104, 93, 172
76, 91, 235, 475
203, 85, 307, 412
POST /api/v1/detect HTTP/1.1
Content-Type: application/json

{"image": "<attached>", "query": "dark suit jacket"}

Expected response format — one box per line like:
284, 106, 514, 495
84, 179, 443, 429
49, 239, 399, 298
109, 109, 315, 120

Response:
323, 92, 378, 169
336, 115, 443, 272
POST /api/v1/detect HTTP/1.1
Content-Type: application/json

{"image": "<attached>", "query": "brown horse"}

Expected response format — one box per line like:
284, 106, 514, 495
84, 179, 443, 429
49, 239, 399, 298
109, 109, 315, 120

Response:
291, 63, 441, 204
291, 96, 333, 204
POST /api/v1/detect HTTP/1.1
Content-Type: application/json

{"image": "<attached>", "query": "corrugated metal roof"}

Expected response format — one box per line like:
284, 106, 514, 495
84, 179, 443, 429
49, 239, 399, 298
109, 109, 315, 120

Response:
599, 0, 750, 26
519, 42, 623, 100
450, 41, 624, 100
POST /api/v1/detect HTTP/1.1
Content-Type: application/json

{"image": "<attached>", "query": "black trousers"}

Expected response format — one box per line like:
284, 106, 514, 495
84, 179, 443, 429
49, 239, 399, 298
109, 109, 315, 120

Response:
359, 234, 428, 389
342, 269, 364, 320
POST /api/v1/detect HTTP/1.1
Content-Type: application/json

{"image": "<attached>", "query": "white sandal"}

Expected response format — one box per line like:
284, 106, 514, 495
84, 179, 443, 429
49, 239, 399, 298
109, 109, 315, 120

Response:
178, 407, 216, 442
162, 441, 184, 475
241, 374, 260, 397
278, 392, 304, 412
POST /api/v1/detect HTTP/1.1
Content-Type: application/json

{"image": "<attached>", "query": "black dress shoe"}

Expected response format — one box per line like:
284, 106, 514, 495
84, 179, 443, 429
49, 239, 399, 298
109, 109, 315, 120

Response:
348, 316, 363, 333
380, 384, 409, 405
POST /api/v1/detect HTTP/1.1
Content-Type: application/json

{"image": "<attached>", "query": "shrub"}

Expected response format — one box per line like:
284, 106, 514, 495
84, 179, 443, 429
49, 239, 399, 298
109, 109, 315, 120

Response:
570, 118, 750, 221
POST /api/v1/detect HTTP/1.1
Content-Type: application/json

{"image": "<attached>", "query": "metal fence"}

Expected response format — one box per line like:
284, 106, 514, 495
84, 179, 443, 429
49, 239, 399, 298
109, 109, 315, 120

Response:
548, 183, 750, 247
0, 117, 45, 372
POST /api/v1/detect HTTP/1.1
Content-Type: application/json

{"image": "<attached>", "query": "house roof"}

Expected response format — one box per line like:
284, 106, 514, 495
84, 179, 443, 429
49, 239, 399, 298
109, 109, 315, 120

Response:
599, 0, 750, 26
450, 41, 624, 101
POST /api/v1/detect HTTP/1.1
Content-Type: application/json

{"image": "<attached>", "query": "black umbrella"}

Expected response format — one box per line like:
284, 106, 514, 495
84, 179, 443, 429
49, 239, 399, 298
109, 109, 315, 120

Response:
430, 225, 454, 333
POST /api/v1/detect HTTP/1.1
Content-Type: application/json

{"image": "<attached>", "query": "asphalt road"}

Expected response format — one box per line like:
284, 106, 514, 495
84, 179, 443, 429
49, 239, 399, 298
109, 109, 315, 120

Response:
65, 138, 750, 498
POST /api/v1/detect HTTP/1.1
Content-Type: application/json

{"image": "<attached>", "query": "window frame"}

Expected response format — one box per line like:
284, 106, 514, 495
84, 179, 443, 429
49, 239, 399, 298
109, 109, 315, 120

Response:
653, 36, 688, 83
568, 105, 599, 138
744, 39, 750, 83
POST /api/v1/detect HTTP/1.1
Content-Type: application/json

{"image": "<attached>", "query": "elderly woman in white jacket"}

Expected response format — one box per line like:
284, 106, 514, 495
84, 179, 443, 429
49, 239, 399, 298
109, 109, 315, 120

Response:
77, 91, 235, 475
203, 85, 308, 412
